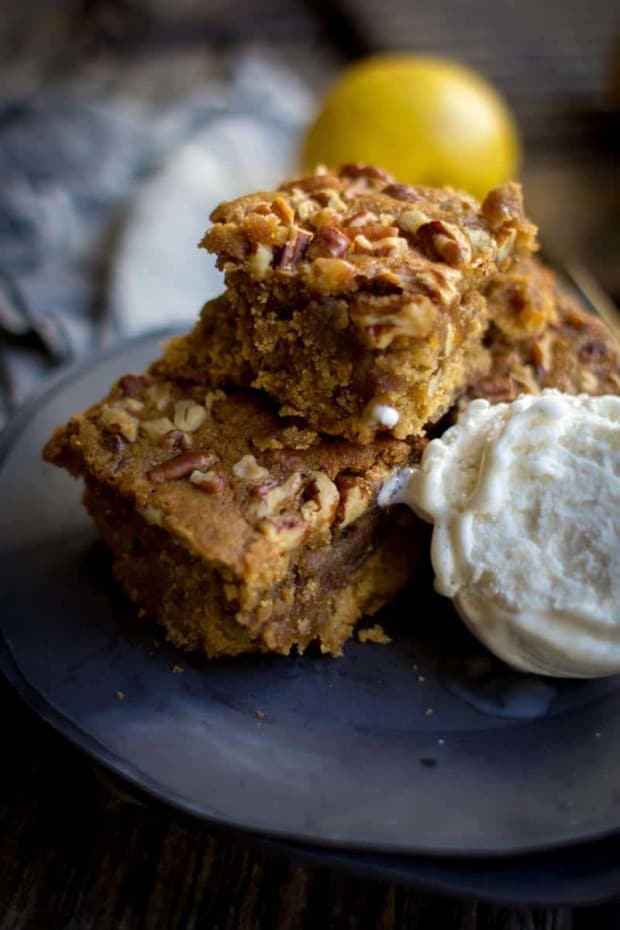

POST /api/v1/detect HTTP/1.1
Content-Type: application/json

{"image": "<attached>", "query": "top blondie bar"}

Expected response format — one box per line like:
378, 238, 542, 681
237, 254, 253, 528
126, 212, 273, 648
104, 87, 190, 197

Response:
160, 164, 537, 442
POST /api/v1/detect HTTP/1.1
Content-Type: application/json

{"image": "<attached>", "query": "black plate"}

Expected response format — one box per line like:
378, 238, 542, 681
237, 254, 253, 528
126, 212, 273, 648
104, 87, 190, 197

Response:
2, 334, 620, 869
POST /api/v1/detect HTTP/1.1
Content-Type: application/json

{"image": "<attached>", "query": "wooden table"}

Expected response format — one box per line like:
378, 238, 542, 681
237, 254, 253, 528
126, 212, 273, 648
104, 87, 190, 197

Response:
1, 4, 619, 927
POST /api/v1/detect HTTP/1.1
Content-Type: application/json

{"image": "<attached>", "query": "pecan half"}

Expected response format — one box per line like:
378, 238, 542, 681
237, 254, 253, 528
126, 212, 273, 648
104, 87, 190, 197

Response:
149, 450, 217, 483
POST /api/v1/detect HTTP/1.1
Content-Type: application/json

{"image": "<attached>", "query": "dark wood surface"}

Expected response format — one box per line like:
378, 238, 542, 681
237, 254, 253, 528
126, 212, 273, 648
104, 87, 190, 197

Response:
2, 3, 620, 927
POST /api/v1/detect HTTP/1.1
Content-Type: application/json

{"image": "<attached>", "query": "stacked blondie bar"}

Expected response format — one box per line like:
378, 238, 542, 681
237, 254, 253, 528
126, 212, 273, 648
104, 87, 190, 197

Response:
44, 165, 620, 658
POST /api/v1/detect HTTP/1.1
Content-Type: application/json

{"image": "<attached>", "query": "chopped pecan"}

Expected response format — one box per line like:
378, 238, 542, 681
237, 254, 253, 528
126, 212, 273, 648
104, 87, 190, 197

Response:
351, 234, 408, 258
346, 210, 377, 228
289, 174, 340, 194
250, 472, 304, 519
354, 296, 437, 348
118, 374, 148, 397
232, 454, 270, 481
301, 471, 339, 533
277, 228, 313, 268
149, 450, 217, 483
102, 432, 126, 453
415, 220, 472, 267
145, 382, 172, 412
355, 223, 400, 241
164, 428, 190, 449
340, 163, 391, 181
382, 182, 419, 201
259, 515, 308, 550
140, 417, 176, 441
312, 189, 347, 211
306, 226, 350, 259
124, 398, 144, 413
303, 257, 356, 295
173, 400, 207, 433
99, 405, 138, 443
397, 208, 431, 234
271, 195, 295, 224
335, 476, 371, 528
480, 183, 525, 231
189, 469, 226, 493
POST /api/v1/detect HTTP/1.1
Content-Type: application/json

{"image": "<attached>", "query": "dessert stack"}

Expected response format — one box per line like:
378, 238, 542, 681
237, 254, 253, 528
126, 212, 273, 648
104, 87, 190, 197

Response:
44, 164, 620, 658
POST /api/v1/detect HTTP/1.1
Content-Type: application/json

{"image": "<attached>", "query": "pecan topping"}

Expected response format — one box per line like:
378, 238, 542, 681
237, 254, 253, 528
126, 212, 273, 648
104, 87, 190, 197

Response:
99, 405, 138, 443
303, 257, 356, 294
103, 432, 126, 453
140, 417, 176, 441
173, 400, 207, 433
382, 182, 419, 201
481, 183, 525, 231
301, 471, 339, 532
189, 469, 226, 492
346, 210, 377, 228
259, 515, 308, 550
232, 454, 270, 481
118, 374, 147, 397
271, 195, 294, 224
164, 428, 191, 449
307, 226, 350, 259
356, 223, 400, 241
149, 451, 217, 483
277, 228, 313, 268
340, 163, 391, 181
335, 476, 370, 529
415, 220, 472, 267
289, 174, 340, 194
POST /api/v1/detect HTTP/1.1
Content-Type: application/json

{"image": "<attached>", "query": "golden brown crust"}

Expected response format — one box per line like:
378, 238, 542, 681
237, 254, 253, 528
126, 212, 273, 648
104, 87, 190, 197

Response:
174, 165, 538, 442
44, 374, 426, 657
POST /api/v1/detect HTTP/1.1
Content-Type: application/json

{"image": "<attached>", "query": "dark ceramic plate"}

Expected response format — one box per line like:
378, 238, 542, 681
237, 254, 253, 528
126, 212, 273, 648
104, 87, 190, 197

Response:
2, 335, 620, 877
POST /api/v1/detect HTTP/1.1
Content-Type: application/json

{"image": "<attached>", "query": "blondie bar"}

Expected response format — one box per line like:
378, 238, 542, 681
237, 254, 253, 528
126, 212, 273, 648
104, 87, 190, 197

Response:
466, 259, 620, 403
44, 375, 425, 658
159, 164, 537, 441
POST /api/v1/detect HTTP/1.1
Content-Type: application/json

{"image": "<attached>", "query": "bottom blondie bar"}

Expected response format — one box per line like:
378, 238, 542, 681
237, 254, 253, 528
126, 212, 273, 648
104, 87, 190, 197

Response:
44, 376, 425, 657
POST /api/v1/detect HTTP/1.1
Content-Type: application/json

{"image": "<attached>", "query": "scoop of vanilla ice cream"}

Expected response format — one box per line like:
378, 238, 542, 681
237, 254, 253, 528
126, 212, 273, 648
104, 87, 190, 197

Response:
381, 390, 620, 677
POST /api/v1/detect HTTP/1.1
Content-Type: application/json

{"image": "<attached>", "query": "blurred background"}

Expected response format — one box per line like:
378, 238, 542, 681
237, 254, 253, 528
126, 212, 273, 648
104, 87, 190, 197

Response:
0, 0, 618, 420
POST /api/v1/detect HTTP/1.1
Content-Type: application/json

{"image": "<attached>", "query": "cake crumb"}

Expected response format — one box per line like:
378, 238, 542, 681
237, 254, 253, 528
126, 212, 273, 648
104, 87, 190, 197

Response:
255, 710, 264, 719
172, 665, 184, 674
425, 707, 434, 716
116, 691, 125, 701
358, 624, 392, 645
